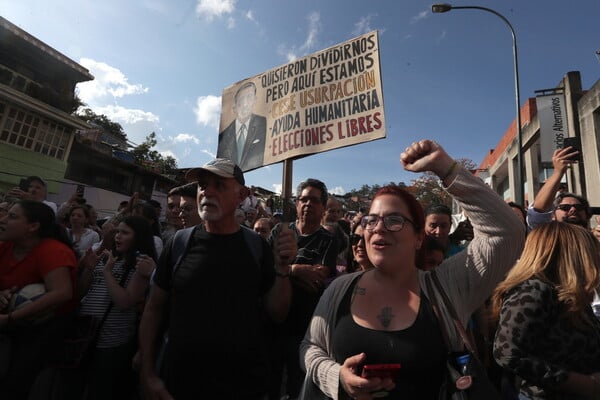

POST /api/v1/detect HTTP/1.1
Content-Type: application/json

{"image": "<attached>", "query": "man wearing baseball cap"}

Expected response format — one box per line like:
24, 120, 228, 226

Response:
8, 176, 57, 214
139, 158, 297, 399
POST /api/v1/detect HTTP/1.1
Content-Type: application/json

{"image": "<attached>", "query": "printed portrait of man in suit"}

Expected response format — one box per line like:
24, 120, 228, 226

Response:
217, 81, 266, 172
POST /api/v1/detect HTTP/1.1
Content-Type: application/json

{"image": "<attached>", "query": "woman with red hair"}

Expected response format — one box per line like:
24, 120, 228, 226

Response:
299, 140, 526, 399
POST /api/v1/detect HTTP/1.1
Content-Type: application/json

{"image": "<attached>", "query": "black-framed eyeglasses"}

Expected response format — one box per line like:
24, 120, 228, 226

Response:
350, 234, 364, 246
361, 214, 414, 232
556, 203, 586, 212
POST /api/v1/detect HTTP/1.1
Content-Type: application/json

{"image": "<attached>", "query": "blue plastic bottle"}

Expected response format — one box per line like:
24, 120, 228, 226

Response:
456, 354, 470, 375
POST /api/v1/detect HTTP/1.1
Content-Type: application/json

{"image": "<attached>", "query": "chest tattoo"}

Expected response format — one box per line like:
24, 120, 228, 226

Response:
377, 306, 394, 329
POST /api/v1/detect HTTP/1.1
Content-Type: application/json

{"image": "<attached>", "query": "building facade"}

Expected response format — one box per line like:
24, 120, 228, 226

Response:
0, 17, 178, 218
478, 71, 600, 208
0, 16, 93, 195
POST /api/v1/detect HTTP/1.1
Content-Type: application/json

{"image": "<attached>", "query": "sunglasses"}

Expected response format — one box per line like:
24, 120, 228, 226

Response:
555, 203, 586, 212
350, 234, 364, 246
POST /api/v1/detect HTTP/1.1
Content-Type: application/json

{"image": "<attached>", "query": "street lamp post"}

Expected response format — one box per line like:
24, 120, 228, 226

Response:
432, 3, 524, 206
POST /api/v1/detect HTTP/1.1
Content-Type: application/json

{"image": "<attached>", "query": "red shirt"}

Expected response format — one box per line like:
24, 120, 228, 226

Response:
0, 238, 78, 313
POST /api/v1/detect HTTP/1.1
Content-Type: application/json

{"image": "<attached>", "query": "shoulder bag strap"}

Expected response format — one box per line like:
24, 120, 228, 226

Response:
97, 261, 134, 329
424, 273, 452, 350
429, 271, 480, 359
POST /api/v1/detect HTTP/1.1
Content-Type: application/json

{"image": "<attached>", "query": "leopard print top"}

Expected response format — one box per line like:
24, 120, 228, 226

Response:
493, 278, 600, 399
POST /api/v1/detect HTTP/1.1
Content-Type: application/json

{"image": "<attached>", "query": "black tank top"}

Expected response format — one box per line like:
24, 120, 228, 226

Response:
332, 278, 447, 399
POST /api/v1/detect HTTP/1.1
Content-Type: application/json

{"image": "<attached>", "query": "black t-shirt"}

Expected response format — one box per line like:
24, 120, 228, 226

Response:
333, 279, 447, 399
270, 223, 338, 336
153, 226, 275, 399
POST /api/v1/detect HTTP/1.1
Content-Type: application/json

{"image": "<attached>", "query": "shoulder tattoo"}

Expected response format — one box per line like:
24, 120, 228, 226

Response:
350, 284, 366, 304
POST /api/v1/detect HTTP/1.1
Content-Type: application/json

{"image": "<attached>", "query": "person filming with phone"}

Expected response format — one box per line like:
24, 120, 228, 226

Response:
526, 145, 591, 230
7, 176, 57, 214
299, 140, 525, 399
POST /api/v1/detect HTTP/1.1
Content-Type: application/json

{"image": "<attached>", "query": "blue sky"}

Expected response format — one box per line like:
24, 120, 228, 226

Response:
4, 0, 599, 195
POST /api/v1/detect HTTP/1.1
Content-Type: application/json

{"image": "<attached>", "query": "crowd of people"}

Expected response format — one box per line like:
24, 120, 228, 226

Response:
0, 140, 599, 400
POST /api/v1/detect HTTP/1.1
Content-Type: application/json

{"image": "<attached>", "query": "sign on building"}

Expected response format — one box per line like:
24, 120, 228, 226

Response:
216, 31, 385, 172
536, 94, 569, 163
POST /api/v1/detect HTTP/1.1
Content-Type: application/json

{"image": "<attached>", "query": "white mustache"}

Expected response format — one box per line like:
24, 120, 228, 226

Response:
200, 199, 219, 208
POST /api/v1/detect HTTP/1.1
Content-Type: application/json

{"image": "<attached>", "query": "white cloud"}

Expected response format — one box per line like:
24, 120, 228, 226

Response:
196, 0, 236, 20
352, 14, 377, 36
77, 58, 148, 106
74, 58, 167, 149
410, 10, 429, 24
194, 95, 222, 129
285, 52, 298, 63
227, 16, 235, 29
280, 12, 321, 62
201, 149, 217, 158
272, 184, 282, 195
302, 12, 320, 51
182, 147, 192, 158
245, 10, 255, 22
330, 186, 345, 196
159, 149, 179, 161
437, 30, 447, 43
75, 58, 160, 146
95, 104, 159, 125
172, 133, 201, 145
88, 104, 160, 145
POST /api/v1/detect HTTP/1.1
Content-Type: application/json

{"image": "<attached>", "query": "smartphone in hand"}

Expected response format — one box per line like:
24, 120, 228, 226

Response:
562, 137, 581, 162
361, 363, 401, 380
19, 178, 29, 192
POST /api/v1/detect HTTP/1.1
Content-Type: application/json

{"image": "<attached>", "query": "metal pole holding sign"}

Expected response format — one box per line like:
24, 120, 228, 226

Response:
282, 159, 294, 222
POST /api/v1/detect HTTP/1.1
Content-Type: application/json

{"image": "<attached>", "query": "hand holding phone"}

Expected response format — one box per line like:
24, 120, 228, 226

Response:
340, 354, 397, 399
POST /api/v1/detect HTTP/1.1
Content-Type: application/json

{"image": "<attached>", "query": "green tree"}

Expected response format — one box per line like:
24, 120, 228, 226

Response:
131, 132, 178, 175
408, 158, 477, 210
68, 93, 85, 114
345, 181, 407, 212
76, 108, 127, 141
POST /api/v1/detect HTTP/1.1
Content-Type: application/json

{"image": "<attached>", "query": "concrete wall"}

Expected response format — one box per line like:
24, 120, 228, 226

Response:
0, 143, 67, 194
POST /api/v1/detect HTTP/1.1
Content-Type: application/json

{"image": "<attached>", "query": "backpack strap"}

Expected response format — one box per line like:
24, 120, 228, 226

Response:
170, 226, 196, 275
170, 225, 263, 275
240, 225, 263, 269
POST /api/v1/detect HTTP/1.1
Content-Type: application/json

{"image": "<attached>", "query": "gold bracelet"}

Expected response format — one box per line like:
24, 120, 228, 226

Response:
441, 161, 458, 181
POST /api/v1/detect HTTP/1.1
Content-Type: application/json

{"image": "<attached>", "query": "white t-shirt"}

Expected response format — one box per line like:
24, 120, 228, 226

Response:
241, 195, 259, 212
68, 228, 100, 258
43, 200, 57, 214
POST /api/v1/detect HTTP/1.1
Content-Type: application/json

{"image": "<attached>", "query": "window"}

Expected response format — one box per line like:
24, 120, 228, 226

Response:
0, 102, 71, 160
